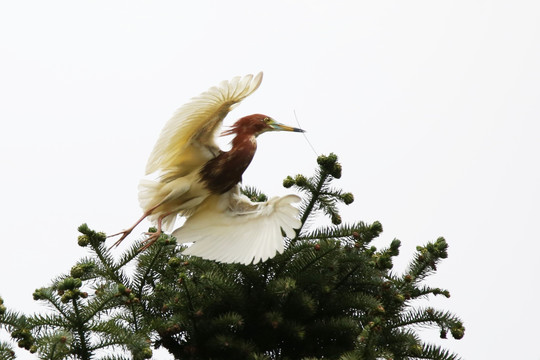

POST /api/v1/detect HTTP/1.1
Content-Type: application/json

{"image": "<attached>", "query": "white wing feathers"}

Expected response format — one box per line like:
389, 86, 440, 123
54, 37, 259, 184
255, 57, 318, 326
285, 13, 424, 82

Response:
145, 72, 263, 174
173, 188, 302, 265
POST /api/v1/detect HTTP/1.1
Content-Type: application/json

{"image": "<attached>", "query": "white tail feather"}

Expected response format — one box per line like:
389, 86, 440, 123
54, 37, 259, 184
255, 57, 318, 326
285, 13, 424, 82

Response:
172, 190, 301, 265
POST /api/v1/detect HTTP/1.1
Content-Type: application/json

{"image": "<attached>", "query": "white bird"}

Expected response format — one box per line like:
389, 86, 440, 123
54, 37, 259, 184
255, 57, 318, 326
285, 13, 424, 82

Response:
109, 72, 304, 264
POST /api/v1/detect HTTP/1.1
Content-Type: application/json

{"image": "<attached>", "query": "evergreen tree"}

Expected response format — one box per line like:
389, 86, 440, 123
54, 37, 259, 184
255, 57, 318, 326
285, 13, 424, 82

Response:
0, 154, 464, 359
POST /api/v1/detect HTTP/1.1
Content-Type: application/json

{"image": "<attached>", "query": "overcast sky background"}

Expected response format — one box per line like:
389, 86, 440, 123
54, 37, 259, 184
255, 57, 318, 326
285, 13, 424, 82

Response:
1, 1, 540, 359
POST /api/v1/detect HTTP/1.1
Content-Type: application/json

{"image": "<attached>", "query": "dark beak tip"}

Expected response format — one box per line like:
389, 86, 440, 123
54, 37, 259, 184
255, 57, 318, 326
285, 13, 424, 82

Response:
295, 128, 305, 133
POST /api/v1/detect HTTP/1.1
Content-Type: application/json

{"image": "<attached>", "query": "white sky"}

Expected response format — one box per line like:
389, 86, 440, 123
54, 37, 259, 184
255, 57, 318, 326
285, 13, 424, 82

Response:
1, 1, 539, 359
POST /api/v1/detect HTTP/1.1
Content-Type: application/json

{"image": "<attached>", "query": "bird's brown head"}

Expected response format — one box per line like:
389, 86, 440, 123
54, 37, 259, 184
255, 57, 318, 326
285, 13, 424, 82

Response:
222, 114, 305, 137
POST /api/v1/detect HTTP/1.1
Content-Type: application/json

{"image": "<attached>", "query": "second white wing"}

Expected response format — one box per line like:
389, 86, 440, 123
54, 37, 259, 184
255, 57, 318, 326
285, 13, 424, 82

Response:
173, 188, 302, 265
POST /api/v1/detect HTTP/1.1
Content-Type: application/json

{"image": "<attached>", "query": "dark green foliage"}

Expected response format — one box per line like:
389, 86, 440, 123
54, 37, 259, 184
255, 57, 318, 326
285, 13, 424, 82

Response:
0, 339, 16, 360
0, 153, 464, 359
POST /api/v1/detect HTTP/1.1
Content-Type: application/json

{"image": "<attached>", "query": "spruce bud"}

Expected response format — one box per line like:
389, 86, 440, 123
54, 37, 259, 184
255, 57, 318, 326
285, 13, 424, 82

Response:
317, 153, 338, 169
294, 174, 308, 186
283, 176, 295, 188
451, 325, 465, 339
341, 192, 354, 205
168, 257, 181, 268
331, 213, 342, 225
32, 289, 46, 301
142, 347, 153, 359
330, 162, 342, 179
70, 265, 85, 278
77, 235, 90, 247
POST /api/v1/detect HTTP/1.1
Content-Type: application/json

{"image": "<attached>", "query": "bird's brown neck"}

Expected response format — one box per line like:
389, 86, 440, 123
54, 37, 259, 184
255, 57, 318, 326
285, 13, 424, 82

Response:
200, 134, 257, 194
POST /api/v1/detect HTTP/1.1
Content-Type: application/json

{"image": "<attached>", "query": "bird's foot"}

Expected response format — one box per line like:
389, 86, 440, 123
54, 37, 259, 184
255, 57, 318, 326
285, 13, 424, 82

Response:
107, 211, 154, 249
107, 229, 133, 249
139, 230, 163, 251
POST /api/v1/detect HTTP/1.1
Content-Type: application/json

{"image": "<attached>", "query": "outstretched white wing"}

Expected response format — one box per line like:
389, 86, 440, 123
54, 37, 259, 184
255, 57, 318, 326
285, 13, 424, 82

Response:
172, 188, 302, 265
146, 72, 263, 175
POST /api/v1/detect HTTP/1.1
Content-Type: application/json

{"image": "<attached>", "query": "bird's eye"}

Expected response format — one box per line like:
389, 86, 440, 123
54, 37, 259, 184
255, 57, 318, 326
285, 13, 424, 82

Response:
264, 117, 271, 123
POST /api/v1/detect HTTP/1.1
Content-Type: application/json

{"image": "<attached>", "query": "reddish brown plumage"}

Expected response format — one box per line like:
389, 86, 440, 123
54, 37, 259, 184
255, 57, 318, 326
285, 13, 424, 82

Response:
200, 114, 271, 194
221, 114, 272, 137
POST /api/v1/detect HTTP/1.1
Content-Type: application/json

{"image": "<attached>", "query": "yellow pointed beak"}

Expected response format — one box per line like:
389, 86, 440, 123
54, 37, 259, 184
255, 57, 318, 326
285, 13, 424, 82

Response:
268, 120, 305, 133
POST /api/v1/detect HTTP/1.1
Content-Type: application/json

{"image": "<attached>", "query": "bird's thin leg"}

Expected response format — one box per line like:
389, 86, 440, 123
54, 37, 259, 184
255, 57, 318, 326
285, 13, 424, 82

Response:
139, 213, 171, 251
108, 202, 163, 248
